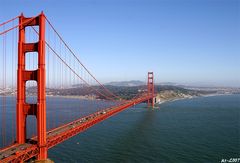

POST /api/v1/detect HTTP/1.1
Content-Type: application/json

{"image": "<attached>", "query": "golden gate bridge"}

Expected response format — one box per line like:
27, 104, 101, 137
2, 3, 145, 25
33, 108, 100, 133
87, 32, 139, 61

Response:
0, 12, 156, 162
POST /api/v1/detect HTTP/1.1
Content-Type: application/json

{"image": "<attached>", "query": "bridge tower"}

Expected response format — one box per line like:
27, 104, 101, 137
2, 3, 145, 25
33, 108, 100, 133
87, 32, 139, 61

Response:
17, 12, 47, 160
147, 72, 154, 107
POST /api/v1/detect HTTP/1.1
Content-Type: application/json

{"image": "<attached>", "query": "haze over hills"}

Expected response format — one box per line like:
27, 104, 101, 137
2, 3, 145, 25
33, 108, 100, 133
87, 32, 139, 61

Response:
105, 80, 145, 87
105, 80, 180, 87
105, 80, 240, 89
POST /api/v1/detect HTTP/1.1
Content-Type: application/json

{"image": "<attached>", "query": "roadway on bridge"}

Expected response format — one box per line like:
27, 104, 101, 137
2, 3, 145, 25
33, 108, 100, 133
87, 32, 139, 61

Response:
0, 95, 154, 162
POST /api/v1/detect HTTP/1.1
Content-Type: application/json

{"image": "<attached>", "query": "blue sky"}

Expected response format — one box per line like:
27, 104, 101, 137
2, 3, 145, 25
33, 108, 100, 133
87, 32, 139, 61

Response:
1, 0, 240, 87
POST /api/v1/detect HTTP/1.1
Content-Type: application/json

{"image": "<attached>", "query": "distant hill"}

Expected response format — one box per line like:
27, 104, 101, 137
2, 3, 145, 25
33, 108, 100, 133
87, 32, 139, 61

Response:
155, 82, 178, 85
105, 81, 183, 87
105, 80, 145, 87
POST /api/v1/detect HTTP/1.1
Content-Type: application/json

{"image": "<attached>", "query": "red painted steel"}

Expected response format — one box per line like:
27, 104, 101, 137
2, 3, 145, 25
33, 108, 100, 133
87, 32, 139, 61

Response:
0, 95, 155, 163
16, 12, 47, 160
148, 72, 155, 107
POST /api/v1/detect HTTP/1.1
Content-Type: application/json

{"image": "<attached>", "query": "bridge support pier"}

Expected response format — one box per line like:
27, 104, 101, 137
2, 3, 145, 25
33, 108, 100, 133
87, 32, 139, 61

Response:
147, 72, 155, 107
17, 12, 47, 160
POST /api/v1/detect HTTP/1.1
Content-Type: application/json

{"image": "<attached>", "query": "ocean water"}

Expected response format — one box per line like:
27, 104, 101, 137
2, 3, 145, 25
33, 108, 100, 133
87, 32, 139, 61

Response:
0, 96, 118, 148
0, 95, 240, 162
47, 95, 240, 163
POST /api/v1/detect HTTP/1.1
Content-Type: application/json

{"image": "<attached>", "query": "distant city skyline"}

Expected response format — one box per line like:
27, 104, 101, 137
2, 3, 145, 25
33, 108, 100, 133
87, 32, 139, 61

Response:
0, 0, 239, 87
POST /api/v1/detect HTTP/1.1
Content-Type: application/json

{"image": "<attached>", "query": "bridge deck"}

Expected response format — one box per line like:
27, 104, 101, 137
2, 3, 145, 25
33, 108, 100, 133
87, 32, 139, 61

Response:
0, 95, 155, 162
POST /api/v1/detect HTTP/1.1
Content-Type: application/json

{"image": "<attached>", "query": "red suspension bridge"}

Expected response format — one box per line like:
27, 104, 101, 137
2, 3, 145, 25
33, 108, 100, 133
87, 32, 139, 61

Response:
0, 12, 156, 162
